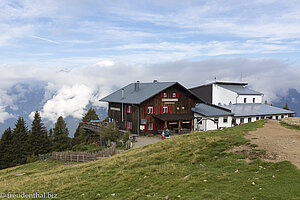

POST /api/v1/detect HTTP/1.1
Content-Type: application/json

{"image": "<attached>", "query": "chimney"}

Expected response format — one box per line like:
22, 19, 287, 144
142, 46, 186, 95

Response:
153, 80, 158, 83
122, 88, 124, 98
134, 81, 140, 91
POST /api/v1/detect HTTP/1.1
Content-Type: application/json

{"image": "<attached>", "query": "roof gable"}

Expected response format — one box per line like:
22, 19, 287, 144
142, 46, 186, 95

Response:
100, 81, 202, 104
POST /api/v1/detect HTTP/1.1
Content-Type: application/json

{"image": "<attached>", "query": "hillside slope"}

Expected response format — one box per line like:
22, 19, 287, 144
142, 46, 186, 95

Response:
1, 120, 300, 200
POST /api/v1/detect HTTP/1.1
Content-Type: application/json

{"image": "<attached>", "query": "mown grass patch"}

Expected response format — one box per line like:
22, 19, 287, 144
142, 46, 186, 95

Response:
1, 120, 300, 199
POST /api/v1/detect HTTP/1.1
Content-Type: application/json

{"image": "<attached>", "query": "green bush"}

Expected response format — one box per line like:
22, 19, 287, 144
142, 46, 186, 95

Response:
26, 153, 38, 163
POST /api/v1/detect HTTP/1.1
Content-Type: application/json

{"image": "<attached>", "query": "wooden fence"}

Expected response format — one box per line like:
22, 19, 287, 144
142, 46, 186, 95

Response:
39, 143, 116, 162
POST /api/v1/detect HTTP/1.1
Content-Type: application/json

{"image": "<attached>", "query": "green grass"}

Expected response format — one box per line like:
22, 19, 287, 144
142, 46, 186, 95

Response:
280, 121, 300, 131
71, 144, 106, 153
1, 120, 300, 199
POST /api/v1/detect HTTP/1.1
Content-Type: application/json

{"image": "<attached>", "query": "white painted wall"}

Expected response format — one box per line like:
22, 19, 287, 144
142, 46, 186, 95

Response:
194, 113, 232, 131
235, 114, 288, 125
212, 84, 237, 105
212, 84, 263, 105
237, 95, 263, 104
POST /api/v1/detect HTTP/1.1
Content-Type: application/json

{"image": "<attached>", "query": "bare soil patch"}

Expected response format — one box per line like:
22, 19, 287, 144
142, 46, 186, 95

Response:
281, 117, 300, 126
245, 120, 300, 168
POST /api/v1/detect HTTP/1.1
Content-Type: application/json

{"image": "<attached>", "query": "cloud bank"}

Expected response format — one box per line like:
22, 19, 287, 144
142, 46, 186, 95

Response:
0, 58, 300, 124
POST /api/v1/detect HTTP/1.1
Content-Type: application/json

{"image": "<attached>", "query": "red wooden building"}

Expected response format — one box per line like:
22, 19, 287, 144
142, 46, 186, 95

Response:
100, 81, 203, 135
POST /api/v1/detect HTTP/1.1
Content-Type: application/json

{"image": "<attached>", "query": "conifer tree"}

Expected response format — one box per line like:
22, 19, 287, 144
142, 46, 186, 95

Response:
11, 117, 29, 165
73, 124, 86, 145
283, 103, 290, 110
74, 107, 100, 144
27, 111, 51, 155
82, 107, 99, 122
52, 116, 71, 151
0, 128, 14, 169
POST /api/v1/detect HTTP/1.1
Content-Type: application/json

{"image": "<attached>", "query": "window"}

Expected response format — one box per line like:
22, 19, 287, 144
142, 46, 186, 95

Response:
148, 122, 153, 130
214, 118, 219, 123
126, 105, 132, 113
256, 117, 259, 120
223, 117, 228, 123
197, 118, 202, 125
161, 92, 167, 98
276, 116, 279, 120
177, 107, 180, 110
253, 98, 255, 103
163, 106, 168, 113
248, 118, 252, 122
182, 106, 185, 110
172, 92, 179, 98
244, 98, 247, 103
148, 106, 153, 114
125, 121, 132, 130
145, 106, 156, 114
281, 115, 284, 118
240, 118, 244, 124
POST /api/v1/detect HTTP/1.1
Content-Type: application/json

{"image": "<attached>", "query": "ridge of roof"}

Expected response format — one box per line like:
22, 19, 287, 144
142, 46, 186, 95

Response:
99, 81, 203, 104
189, 81, 248, 90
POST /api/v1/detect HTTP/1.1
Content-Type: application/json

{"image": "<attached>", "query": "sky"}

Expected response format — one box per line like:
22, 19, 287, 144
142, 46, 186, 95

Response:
1, 0, 300, 124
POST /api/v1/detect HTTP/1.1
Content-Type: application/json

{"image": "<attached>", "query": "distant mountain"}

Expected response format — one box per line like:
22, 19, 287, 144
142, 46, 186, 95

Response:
273, 89, 300, 117
1, 82, 299, 137
0, 82, 107, 137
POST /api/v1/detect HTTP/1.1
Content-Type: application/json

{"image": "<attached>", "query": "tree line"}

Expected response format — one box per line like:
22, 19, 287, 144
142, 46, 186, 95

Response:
0, 108, 125, 170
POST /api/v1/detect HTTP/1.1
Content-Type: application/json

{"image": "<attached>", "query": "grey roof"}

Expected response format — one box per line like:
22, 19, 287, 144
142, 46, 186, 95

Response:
219, 85, 262, 95
221, 103, 295, 117
100, 82, 177, 104
192, 103, 233, 117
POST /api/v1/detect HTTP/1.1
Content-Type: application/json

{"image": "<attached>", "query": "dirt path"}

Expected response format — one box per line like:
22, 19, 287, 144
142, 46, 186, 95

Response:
246, 120, 300, 168
132, 136, 162, 148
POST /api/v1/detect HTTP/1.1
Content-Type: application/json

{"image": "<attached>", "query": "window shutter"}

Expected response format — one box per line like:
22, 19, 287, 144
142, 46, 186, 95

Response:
153, 106, 156, 114
160, 106, 163, 113
145, 107, 148, 114
145, 123, 148, 131
176, 92, 179, 98
153, 123, 156, 130
125, 105, 127, 113
125, 121, 127, 129
130, 106, 132, 113
161, 92, 164, 97
130, 122, 132, 130
168, 106, 171, 113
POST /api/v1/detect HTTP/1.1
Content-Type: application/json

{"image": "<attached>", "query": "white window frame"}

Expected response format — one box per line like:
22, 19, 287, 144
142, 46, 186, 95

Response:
163, 106, 168, 113
240, 118, 244, 124
148, 106, 153, 114
127, 105, 132, 113
223, 117, 228, 123
162, 92, 167, 98
172, 92, 177, 98
148, 122, 153, 130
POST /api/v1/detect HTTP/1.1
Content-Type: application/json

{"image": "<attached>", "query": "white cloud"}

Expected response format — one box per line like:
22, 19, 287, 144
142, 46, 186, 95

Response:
0, 58, 300, 123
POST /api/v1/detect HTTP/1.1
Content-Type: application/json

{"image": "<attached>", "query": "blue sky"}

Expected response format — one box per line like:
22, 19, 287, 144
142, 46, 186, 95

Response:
1, 0, 300, 66
1, 0, 300, 124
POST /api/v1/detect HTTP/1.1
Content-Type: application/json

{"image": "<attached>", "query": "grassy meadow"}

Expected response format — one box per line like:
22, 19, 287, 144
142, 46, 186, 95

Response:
1, 120, 300, 199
